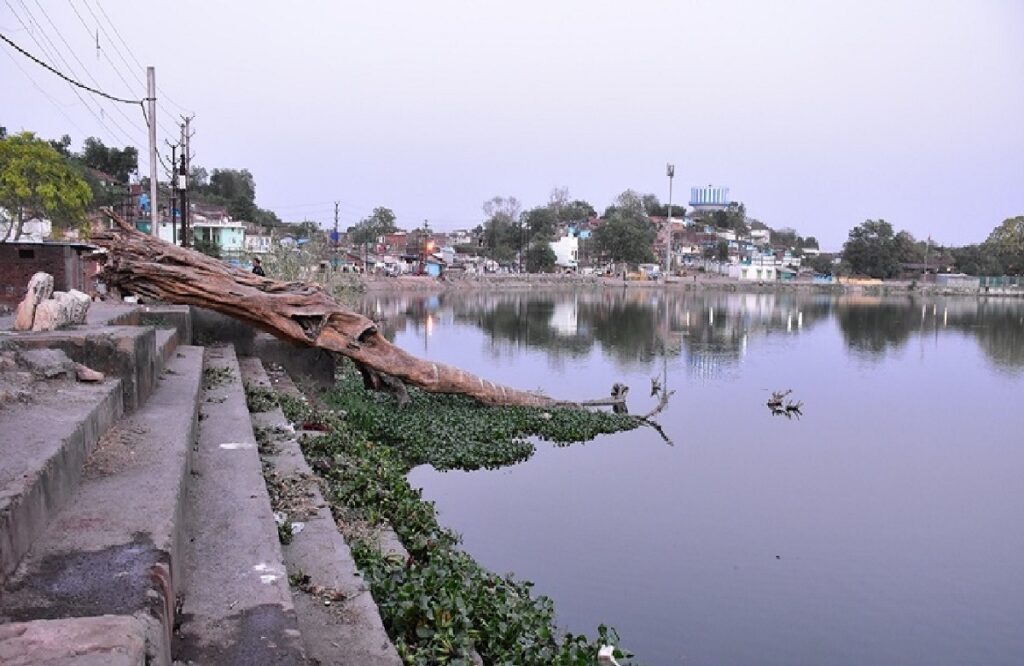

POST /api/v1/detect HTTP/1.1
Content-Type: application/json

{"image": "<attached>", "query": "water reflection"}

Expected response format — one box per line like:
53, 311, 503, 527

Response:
363, 290, 1024, 375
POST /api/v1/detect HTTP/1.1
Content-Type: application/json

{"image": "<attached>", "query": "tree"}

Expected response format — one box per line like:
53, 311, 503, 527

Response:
985, 216, 1024, 275
841, 219, 904, 278
0, 132, 92, 241
80, 137, 138, 183
481, 196, 523, 263
348, 206, 398, 246
715, 239, 729, 262
593, 191, 656, 264
808, 253, 835, 275
523, 206, 557, 241
953, 244, 1004, 276
526, 239, 556, 272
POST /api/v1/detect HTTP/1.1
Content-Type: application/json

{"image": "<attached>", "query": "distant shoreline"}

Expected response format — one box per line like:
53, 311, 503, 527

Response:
356, 273, 1024, 298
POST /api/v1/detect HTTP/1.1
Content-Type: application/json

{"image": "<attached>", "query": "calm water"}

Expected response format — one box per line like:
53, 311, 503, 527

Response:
366, 289, 1024, 666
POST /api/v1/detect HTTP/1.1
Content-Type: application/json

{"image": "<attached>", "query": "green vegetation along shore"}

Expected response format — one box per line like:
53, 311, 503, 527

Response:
271, 363, 639, 665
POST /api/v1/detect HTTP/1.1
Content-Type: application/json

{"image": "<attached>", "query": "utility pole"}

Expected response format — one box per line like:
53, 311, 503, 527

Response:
334, 201, 339, 249
665, 163, 675, 279
169, 142, 178, 243
180, 116, 194, 247
147, 67, 159, 235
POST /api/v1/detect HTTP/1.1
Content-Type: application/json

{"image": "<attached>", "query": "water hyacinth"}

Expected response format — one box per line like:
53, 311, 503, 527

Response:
294, 362, 638, 665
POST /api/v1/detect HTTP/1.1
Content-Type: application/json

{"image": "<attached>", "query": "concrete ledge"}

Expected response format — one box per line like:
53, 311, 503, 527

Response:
253, 333, 336, 391
240, 357, 401, 666
0, 614, 147, 666
0, 379, 123, 587
0, 346, 203, 666
137, 306, 191, 347
173, 345, 305, 666
4, 327, 159, 412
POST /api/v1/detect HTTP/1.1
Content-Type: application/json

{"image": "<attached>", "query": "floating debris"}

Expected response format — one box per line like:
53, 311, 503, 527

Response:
767, 389, 803, 419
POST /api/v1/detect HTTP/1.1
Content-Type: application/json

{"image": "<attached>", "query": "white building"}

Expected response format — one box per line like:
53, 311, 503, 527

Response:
549, 232, 579, 269
750, 228, 771, 246
0, 214, 52, 241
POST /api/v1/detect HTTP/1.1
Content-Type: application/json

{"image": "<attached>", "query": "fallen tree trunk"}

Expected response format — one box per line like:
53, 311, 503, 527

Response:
92, 210, 570, 408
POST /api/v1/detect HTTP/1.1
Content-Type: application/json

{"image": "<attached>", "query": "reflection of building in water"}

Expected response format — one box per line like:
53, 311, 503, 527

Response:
550, 298, 578, 336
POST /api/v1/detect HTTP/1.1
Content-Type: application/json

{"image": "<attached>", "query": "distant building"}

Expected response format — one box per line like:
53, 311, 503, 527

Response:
750, 228, 771, 246
935, 273, 980, 289
549, 232, 579, 269
689, 184, 730, 212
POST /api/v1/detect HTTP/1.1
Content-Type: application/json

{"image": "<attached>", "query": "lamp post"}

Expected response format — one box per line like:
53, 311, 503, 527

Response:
665, 163, 675, 279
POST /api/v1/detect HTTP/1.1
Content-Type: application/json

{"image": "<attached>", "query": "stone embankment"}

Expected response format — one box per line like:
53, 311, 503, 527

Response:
356, 271, 1024, 298
0, 302, 399, 665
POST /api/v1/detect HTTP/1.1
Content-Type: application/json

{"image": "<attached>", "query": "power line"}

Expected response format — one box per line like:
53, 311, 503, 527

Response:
27, 0, 148, 141
0, 30, 146, 105
83, 0, 192, 120
3, 6, 138, 149
1, 43, 88, 137
65, 0, 171, 133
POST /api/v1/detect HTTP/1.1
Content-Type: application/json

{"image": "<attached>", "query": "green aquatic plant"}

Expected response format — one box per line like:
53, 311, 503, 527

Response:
301, 416, 635, 666
323, 367, 638, 471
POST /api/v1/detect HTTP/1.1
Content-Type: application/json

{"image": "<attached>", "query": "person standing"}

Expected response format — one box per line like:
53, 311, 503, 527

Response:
252, 257, 266, 276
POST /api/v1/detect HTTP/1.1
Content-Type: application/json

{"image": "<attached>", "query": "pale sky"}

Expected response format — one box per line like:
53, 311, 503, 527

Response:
3, 0, 1022, 250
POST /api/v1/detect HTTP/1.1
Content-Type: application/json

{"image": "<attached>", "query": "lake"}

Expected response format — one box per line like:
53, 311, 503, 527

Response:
365, 288, 1024, 666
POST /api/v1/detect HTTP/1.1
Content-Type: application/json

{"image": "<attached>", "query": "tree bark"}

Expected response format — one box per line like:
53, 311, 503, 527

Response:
93, 209, 566, 407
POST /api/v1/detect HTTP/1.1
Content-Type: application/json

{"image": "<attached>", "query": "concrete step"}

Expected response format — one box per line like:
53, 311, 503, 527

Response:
7, 326, 165, 412
172, 345, 306, 666
239, 357, 401, 666
0, 377, 124, 587
0, 345, 204, 666
0, 615, 147, 666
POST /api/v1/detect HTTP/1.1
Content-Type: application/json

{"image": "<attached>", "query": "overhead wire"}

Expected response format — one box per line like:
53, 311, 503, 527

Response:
27, 0, 148, 143
78, 0, 176, 134
2, 43, 88, 138
63, 0, 174, 137
0, 16, 149, 174
83, 0, 190, 125
2, 5, 139, 150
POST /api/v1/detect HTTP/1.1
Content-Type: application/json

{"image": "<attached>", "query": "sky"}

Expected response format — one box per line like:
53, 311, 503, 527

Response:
2, 0, 1023, 250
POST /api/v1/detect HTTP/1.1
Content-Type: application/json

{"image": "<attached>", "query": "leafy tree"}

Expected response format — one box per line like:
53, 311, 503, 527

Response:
953, 244, 1004, 276
593, 191, 656, 264
481, 196, 523, 262
80, 137, 138, 182
803, 236, 819, 249
0, 132, 92, 241
559, 199, 597, 223
842, 219, 907, 278
808, 253, 835, 274
716, 239, 730, 262
348, 206, 398, 245
526, 239, 556, 272
523, 206, 557, 241
985, 216, 1024, 274
49, 134, 72, 157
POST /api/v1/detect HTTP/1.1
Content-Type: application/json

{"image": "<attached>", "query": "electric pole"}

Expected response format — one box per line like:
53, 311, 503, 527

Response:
334, 201, 339, 249
147, 67, 159, 235
169, 142, 178, 243
180, 116, 194, 247
665, 163, 675, 279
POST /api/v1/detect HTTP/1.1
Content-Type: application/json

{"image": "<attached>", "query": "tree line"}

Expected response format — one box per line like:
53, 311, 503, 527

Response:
840, 217, 1024, 278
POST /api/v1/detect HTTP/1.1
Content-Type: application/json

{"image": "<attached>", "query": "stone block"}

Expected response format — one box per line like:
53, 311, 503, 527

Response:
13, 272, 53, 331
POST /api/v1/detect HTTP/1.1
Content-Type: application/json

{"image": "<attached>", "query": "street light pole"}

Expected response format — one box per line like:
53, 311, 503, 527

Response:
665, 163, 675, 279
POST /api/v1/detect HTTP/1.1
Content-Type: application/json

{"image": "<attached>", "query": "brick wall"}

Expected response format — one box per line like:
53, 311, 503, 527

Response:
0, 243, 89, 305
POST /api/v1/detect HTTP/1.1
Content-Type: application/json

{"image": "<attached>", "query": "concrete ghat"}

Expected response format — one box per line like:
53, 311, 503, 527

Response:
172, 345, 305, 666
239, 356, 402, 666
0, 346, 203, 666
